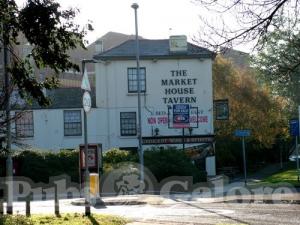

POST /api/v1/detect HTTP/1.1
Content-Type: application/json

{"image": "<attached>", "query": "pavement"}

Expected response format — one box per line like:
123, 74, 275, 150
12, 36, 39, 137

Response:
2, 193, 300, 225
2, 163, 300, 224
230, 163, 287, 184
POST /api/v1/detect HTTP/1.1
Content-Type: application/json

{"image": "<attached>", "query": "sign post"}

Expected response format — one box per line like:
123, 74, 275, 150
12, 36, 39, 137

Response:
234, 129, 251, 185
81, 61, 91, 216
290, 119, 300, 181
173, 104, 190, 150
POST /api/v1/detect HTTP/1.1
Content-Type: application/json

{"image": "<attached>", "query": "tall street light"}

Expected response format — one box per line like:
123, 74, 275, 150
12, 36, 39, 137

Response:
131, 3, 144, 182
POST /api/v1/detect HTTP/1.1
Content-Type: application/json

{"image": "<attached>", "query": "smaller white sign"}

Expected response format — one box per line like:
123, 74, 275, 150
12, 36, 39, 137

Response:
81, 68, 91, 91
169, 35, 188, 52
83, 91, 91, 113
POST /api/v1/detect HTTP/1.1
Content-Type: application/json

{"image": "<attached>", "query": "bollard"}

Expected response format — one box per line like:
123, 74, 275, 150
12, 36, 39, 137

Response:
0, 199, 3, 215
25, 193, 32, 217
54, 186, 59, 216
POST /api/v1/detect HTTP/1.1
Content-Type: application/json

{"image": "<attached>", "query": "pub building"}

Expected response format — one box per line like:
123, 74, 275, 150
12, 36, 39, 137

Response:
13, 35, 216, 176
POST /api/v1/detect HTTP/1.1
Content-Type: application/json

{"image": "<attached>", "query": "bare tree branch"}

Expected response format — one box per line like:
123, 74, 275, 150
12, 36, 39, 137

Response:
193, 0, 296, 51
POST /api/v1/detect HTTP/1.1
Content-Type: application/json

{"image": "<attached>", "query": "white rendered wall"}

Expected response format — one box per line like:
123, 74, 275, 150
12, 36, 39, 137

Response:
96, 58, 214, 149
18, 57, 214, 154
16, 108, 108, 151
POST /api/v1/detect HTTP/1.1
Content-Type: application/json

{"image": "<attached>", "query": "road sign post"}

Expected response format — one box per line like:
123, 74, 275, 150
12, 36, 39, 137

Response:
81, 60, 91, 216
242, 136, 247, 185
234, 129, 251, 185
290, 119, 300, 181
173, 104, 190, 150
297, 137, 299, 182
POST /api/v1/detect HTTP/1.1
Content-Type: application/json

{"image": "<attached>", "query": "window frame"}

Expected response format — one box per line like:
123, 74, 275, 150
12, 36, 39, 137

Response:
64, 110, 82, 137
16, 111, 34, 138
120, 112, 137, 136
127, 67, 146, 93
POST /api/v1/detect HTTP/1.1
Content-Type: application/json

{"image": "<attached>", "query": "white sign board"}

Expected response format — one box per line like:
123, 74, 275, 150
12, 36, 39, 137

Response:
81, 68, 91, 91
169, 35, 188, 52
82, 91, 91, 113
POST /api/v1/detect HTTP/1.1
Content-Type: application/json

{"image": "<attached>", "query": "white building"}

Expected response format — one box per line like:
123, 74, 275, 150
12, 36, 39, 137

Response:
14, 36, 216, 176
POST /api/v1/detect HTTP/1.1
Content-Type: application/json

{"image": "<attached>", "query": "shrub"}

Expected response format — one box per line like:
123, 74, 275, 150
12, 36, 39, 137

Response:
102, 147, 207, 183
103, 148, 138, 164
143, 147, 207, 183
14, 149, 79, 183
102, 148, 138, 174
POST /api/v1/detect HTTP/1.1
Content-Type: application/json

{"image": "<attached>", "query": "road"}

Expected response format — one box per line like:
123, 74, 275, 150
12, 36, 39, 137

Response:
5, 197, 300, 225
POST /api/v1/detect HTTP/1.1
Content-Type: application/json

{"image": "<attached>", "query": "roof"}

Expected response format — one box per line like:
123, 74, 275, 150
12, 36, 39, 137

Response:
30, 88, 96, 109
221, 48, 250, 68
94, 39, 214, 61
88, 31, 143, 52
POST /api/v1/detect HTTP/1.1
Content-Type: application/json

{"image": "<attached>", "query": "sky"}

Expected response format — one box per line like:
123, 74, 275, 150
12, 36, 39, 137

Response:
61, 0, 202, 44
17, 0, 204, 44
15, 0, 251, 51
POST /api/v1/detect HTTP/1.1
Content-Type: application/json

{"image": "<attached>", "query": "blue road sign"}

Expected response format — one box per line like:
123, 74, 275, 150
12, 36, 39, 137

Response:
290, 119, 299, 136
173, 104, 190, 128
234, 129, 251, 137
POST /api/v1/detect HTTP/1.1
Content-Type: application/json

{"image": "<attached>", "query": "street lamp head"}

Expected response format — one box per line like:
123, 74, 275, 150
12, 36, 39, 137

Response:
131, 3, 139, 9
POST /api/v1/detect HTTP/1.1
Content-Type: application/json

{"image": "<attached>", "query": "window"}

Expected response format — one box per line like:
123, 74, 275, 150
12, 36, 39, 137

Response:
16, 111, 34, 138
64, 110, 82, 136
120, 112, 137, 136
127, 67, 146, 93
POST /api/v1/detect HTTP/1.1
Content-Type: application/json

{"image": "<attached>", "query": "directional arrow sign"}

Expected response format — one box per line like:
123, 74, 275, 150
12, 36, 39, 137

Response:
81, 68, 91, 91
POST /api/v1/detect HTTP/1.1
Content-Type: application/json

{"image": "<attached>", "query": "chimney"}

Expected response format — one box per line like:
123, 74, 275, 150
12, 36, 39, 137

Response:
95, 40, 104, 54
169, 35, 188, 53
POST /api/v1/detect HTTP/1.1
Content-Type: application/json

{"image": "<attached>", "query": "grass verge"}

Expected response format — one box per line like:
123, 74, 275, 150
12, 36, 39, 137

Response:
261, 168, 300, 186
0, 213, 128, 225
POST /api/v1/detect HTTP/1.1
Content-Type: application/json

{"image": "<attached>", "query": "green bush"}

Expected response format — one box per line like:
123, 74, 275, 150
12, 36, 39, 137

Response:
102, 148, 138, 174
143, 147, 207, 183
103, 148, 138, 164
102, 147, 206, 183
14, 149, 79, 183
0, 147, 207, 184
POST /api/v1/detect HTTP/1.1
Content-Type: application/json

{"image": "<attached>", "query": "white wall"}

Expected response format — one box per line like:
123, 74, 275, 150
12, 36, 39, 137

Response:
96, 58, 214, 148
16, 108, 109, 151
18, 57, 214, 154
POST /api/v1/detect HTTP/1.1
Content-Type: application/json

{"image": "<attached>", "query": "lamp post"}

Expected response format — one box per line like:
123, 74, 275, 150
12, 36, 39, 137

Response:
131, 3, 144, 182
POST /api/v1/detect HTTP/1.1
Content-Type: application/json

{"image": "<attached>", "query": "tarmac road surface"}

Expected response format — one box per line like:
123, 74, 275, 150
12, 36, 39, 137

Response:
4, 197, 300, 225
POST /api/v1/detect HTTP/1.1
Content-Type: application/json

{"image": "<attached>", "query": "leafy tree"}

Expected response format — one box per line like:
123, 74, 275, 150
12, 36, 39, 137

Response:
1, 0, 90, 106
252, 26, 300, 115
214, 55, 288, 147
194, 0, 298, 50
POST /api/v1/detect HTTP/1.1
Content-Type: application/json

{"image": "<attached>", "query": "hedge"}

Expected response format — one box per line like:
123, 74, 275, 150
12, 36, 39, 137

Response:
0, 147, 207, 184
0, 149, 79, 183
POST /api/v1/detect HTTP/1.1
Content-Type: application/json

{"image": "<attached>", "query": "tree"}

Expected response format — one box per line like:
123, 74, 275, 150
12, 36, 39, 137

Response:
0, 0, 91, 157
213, 55, 289, 168
252, 26, 300, 115
1, 0, 91, 106
193, 0, 298, 50
214, 55, 287, 147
